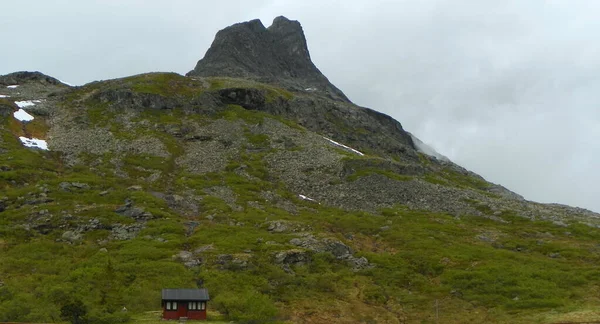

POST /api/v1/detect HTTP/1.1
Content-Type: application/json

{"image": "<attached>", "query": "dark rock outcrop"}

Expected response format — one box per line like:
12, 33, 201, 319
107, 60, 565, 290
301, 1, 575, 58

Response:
289, 234, 371, 270
115, 199, 153, 221
0, 99, 16, 118
210, 87, 417, 160
0, 71, 66, 86
187, 16, 349, 102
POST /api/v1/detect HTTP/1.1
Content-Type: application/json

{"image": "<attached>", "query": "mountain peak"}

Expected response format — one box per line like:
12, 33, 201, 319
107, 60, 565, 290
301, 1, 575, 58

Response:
187, 16, 350, 102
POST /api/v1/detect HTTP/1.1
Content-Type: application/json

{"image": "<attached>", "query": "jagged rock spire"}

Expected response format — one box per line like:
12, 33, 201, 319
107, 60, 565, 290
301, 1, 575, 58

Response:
187, 16, 350, 102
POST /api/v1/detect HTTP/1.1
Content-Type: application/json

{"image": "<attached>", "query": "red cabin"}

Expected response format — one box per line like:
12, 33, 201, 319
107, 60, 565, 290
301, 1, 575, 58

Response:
162, 288, 210, 321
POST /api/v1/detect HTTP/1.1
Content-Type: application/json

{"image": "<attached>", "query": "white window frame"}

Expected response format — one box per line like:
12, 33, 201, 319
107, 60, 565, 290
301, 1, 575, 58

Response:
166, 301, 178, 310
200, 302, 206, 310
188, 301, 196, 310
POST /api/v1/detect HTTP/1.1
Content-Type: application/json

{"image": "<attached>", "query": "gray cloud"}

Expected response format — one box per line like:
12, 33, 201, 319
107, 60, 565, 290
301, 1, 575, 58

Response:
2, 0, 599, 211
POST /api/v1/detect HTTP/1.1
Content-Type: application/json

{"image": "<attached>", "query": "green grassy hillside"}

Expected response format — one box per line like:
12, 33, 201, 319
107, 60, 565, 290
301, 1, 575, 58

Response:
1, 73, 600, 324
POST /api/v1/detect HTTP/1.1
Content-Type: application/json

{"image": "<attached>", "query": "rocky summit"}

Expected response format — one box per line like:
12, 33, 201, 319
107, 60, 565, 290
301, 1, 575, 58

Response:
187, 16, 349, 102
2, 17, 600, 324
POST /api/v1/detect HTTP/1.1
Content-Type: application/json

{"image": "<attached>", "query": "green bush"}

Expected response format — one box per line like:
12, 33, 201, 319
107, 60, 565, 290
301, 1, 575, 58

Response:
213, 290, 279, 323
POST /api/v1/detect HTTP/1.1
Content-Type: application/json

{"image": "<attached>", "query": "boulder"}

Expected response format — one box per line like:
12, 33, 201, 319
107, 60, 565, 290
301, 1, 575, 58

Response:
265, 220, 311, 233
115, 199, 153, 221
61, 230, 82, 243
173, 250, 202, 268
110, 223, 144, 240
216, 254, 249, 270
273, 249, 311, 267
289, 234, 370, 270
194, 244, 214, 254
59, 182, 90, 192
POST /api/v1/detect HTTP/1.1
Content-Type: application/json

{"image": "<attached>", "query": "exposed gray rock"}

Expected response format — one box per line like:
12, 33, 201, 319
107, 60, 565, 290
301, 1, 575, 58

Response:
347, 256, 371, 270
265, 220, 311, 233
76, 218, 106, 232
173, 251, 202, 269
93, 88, 181, 110
203, 186, 240, 210
176, 119, 244, 175
273, 249, 311, 267
215, 254, 249, 270
61, 230, 82, 243
59, 182, 90, 191
115, 199, 153, 221
110, 223, 144, 240
194, 244, 214, 254
0, 71, 65, 87
289, 234, 370, 270
187, 16, 349, 102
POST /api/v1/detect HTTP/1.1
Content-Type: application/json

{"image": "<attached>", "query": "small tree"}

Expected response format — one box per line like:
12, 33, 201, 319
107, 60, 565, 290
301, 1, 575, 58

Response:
60, 299, 88, 324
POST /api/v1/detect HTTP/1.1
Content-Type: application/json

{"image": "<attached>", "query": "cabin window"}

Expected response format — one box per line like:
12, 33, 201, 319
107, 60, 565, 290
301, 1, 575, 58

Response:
166, 301, 178, 310
188, 301, 197, 310
200, 302, 206, 310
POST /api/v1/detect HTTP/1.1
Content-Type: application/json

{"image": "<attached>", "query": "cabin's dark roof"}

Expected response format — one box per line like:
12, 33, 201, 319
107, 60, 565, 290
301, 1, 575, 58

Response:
162, 288, 210, 301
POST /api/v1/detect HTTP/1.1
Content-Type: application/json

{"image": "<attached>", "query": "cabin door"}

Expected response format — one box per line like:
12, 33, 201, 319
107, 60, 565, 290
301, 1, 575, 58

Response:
177, 302, 187, 318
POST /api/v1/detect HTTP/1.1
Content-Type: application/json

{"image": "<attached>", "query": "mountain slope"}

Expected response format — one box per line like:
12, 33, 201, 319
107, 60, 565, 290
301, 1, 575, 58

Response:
1, 18, 600, 324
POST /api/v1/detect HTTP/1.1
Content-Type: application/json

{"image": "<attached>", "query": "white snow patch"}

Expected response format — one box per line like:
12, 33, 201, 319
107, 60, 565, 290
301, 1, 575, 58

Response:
305, 87, 317, 91
323, 136, 364, 156
299, 194, 318, 203
0, 95, 8, 98
15, 100, 42, 108
59, 79, 74, 87
409, 133, 450, 162
19, 137, 48, 150
7, 85, 19, 89
13, 109, 34, 122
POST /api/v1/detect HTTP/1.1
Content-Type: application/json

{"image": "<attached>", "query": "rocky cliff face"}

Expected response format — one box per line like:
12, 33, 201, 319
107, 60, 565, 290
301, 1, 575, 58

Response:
187, 17, 417, 163
187, 16, 350, 102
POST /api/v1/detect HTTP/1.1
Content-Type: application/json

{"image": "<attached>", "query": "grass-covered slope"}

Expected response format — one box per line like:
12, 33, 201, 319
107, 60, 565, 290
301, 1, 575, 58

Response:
1, 73, 600, 324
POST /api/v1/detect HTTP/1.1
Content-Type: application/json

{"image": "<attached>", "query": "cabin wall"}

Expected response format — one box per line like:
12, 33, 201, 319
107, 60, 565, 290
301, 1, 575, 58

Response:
188, 310, 207, 320
162, 301, 207, 320
162, 307, 179, 320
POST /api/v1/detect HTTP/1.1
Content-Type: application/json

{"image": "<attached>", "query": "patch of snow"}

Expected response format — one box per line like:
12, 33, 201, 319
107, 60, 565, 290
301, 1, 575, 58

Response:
305, 87, 317, 91
19, 137, 48, 150
323, 136, 364, 156
58, 79, 74, 87
299, 194, 318, 203
13, 109, 34, 122
15, 100, 42, 108
0, 94, 8, 98
408, 133, 450, 162
7, 85, 19, 89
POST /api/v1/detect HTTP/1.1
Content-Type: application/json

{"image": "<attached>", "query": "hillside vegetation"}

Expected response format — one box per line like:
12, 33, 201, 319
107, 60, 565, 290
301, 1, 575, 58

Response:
1, 73, 600, 324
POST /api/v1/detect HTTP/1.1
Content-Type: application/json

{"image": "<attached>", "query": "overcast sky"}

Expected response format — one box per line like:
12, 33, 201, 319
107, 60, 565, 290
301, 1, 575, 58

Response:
2, 0, 599, 212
